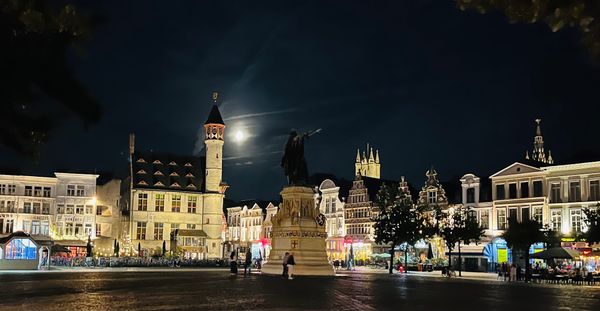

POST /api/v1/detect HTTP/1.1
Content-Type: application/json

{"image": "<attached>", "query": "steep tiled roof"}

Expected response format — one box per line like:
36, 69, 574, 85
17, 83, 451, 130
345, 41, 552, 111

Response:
132, 151, 205, 193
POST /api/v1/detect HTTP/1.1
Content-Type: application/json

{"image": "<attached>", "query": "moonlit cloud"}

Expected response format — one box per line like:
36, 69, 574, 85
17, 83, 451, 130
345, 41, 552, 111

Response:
223, 108, 297, 121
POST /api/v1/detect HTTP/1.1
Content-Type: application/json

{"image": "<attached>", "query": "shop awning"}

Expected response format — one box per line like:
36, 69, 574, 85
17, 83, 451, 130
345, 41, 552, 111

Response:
55, 240, 88, 248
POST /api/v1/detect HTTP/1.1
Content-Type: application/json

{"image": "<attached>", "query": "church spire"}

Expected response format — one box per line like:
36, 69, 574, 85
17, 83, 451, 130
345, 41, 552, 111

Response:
368, 148, 374, 162
356, 149, 361, 163
526, 118, 555, 164
375, 149, 380, 163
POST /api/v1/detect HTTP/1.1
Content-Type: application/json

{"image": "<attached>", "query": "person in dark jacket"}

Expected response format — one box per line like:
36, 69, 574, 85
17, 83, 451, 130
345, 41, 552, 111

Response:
282, 252, 290, 278
244, 249, 252, 276
229, 251, 238, 275
287, 252, 296, 280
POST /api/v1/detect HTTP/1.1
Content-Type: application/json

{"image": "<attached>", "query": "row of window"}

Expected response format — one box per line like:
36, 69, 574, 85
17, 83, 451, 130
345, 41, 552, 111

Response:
137, 193, 198, 213
0, 184, 88, 197
347, 224, 370, 235
135, 222, 198, 240
346, 208, 371, 219
0, 184, 17, 195
495, 180, 544, 200
494, 180, 600, 202
56, 204, 94, 215
57, 222, 94, 236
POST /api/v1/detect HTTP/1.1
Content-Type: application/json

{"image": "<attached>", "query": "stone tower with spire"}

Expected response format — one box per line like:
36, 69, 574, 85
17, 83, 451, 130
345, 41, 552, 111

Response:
203, 92, 227, 258
354, 143, 381, 179
525, 119, 554, 165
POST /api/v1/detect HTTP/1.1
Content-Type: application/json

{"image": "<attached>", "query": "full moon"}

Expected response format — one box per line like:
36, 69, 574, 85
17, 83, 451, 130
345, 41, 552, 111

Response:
233, 130, 247, 143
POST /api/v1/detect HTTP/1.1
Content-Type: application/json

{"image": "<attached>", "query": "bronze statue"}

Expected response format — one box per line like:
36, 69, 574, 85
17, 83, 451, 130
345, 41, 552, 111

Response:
281, 128, 321, 186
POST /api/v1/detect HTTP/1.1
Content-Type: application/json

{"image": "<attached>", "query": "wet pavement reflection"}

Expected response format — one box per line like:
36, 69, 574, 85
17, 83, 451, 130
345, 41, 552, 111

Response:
0, 270, 599, 310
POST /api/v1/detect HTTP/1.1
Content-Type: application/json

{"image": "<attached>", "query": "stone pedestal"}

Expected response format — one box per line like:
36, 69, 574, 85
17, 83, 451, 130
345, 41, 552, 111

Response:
261, 186, 334, 276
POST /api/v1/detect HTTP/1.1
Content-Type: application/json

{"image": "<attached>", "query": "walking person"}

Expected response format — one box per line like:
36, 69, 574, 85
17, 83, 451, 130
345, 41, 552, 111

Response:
509, 263, 517, 282
287, 252, 296, 280
229, 251, 238, 275
244, 249, 252, 276
282, 252, 290, 278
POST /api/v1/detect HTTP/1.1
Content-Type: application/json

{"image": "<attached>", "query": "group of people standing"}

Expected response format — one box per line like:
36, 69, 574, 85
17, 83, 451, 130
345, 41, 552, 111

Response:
229, 249, 255, 276
498, 262, 521, 281
229, 250, 297, 280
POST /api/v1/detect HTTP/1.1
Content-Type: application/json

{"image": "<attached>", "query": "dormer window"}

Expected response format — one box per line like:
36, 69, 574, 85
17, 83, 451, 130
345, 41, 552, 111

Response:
138, 181, 148, 186
184, 163, 192, 167
185, 173, 194, 178
154, 181, 165, 187
170, 182, 181, 188
170, 172, 179, 177
153, 160, 163, 165
154, 171, 164, 176
169, 161, 177, 166
136, 158, 146, 163
186, 184, 197, 189
137, 169, 147, 174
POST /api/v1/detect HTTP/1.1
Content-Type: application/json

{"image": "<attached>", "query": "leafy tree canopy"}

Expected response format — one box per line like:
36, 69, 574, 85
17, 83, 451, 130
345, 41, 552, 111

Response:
0, 0, 101, 158
456, 0, 600, 61
583, 203, 600, 245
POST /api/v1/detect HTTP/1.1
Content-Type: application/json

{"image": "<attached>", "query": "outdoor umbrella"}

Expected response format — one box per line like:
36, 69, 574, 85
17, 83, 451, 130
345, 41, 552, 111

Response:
113, 239, 118, 256
427, 243, 434, 260
138, 242, 141, 257
162, 240, 166, 256
530, 247, 580, 260
51, 244, 70, 253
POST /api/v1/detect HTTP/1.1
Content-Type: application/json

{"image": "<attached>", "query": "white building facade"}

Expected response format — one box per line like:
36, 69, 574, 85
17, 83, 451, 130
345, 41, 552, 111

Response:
0, 173, 99, 255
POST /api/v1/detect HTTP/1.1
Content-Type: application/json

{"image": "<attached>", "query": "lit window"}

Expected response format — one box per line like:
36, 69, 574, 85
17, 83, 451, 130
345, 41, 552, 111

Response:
171, 195, 181, 212
155, 194, 165, 212
136, 222, 146, 240
551, 210, 562, 232
154, 222, 164, 240
138, 193, 148, 211
187, 196, 197, 213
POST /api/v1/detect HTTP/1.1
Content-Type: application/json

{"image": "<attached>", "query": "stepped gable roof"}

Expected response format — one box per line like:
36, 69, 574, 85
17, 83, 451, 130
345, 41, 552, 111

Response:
132, 151, 205, 193
205, 105, 225, 125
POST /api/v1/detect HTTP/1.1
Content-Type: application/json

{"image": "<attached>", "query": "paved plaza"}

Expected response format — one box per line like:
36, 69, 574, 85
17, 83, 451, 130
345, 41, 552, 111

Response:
0, 269, 599, 310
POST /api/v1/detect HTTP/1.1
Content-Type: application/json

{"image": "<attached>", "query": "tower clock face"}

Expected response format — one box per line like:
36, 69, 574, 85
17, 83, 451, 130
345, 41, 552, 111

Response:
316, 214, 326, 226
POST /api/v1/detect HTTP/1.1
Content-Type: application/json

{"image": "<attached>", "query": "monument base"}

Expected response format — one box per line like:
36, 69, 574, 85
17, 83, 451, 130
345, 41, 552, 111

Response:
262, 186, 334, 276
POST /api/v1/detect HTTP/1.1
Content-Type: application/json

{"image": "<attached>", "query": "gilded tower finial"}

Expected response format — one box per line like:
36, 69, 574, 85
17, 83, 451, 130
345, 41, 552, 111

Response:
212, 91, 219, 103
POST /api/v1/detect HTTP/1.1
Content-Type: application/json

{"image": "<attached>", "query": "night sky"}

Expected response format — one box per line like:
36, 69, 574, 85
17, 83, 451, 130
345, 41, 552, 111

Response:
2, 1, 600, 201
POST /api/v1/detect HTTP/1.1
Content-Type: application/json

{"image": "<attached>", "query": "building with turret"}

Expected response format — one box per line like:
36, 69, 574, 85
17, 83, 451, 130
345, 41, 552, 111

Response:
355, 143, 380, 179
121, 93, 227, 259
525, 119, 554, 164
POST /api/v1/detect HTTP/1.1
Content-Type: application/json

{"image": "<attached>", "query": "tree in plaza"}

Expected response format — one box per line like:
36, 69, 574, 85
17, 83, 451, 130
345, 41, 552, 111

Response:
373, 183, 423, 274
582, 203, 600, 246
439, 207, 485, 276
0, 0, 102, 158
501, 219, 545, 282
456, 0, 600, 61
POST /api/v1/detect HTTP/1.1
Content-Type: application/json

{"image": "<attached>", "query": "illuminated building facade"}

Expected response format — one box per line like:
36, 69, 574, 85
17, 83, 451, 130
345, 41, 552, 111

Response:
224, 201, 278, 261
317, 179, 346, 261
121, 94, 227, 259
355, 143, 380, 179
0, 172, 99, 256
